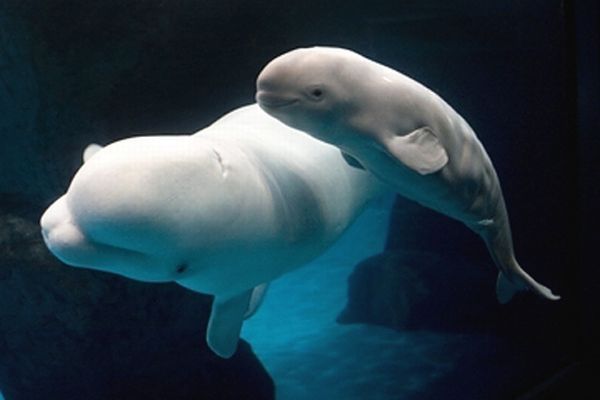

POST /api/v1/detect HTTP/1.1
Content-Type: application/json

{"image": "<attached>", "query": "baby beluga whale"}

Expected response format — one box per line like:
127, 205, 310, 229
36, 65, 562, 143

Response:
256, 46, 559, 303
40, 104, 384, 357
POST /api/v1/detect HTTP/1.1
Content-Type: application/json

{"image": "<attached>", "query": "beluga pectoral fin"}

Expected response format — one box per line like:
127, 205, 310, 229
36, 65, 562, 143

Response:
384, 127, 448, 175
206, 290, 253, 358
340, 151, 365, 170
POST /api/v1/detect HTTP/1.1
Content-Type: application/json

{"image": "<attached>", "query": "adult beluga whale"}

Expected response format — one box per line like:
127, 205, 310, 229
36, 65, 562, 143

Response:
40, 104, 385, 358
256, 46, 559, 303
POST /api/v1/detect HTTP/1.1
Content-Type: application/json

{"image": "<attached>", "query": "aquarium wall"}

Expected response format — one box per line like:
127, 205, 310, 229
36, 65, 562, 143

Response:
1, 0, 597, 399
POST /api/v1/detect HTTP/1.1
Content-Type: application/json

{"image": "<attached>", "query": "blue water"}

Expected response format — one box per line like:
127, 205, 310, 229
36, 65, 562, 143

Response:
242, 196, 471, 399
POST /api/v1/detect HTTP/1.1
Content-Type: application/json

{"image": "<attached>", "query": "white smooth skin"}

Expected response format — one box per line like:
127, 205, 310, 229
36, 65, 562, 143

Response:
40, 104, 385, 357
256, 47, 559, 303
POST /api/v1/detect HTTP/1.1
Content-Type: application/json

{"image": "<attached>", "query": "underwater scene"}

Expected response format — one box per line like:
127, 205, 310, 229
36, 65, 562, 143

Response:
1, 1, 598, 399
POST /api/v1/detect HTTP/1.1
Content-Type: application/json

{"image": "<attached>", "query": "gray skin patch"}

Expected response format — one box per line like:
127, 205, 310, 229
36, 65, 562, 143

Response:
212, 148, 228, 178
257, 157, 326, 244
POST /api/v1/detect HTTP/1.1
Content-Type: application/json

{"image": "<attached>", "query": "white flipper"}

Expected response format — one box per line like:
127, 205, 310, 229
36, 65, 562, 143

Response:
244, 283, 269, 319
384, 127, 448, 175
206, 290, 253, 358
83, 143, 103, 163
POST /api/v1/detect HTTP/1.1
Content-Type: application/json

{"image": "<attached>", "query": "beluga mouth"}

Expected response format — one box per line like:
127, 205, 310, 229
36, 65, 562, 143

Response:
255, 91, 298, 109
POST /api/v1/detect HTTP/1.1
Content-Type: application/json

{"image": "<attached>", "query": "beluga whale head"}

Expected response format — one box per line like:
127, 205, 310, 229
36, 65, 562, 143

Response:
40, 136, 238, 285
256, 46, 365, 144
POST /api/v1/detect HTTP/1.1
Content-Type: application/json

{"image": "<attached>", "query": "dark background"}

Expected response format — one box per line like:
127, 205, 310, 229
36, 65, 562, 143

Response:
0, 0, 597, 399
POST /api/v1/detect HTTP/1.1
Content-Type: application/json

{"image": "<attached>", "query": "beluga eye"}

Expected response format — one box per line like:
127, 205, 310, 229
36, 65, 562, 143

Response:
307, 85, 325, 101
